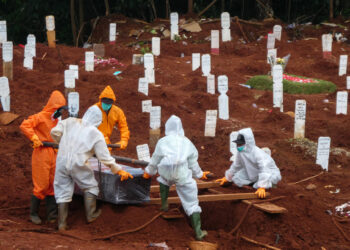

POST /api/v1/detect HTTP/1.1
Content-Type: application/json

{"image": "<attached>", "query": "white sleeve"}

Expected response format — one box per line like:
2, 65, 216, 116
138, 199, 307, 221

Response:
50, 120, 65, 143
145, 143, 162, 176
187, 143, 203, 179
225, 154, 243, 181
255, 151, 274, 189
94, 139, 122, 172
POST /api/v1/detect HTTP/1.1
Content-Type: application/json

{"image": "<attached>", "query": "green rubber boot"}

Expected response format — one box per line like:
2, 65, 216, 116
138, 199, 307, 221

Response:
190, 212, 208, 241
159, 183, 169, 212
58, 202, 69, 231
84, 192, 101, 223
45, 195, 58, 223
30, 195, 42, 225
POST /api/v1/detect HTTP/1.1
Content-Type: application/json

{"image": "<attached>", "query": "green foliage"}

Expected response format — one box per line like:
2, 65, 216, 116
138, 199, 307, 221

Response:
140, 46, 151, 54
246, 75, 337, 94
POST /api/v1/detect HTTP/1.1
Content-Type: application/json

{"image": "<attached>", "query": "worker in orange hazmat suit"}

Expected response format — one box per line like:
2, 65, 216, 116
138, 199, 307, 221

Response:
94, 85, 130, 150
20, 90, 66, 225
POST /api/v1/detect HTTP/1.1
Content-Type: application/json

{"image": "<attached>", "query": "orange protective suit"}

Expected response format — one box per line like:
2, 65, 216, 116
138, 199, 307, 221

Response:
95, 85, 130, 146
20, 91, 66, 200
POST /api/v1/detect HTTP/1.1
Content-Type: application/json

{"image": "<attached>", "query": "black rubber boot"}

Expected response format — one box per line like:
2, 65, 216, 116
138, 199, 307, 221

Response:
58, 202, 69, 231
84, 192, 101, 223
30, 195, 42, 225
159, 183, 169, 212
190, 212, 208, 241
45, 195, 58, 223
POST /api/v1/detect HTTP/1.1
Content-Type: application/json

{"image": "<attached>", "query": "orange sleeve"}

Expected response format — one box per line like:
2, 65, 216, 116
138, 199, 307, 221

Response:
117, 109, 130, 142
19, 114, 40, 140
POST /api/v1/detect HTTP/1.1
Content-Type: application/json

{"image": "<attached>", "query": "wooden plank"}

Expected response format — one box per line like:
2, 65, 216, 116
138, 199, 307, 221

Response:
150, 181, 221, 193
148, 193, 270, 205
242, 200, 287, 214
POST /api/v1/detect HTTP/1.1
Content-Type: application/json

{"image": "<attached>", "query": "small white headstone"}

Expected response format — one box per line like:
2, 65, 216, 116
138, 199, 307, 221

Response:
0, 20, 7, 44
69, 65, 79, 79
170, 12, 179, 26
138, 78, 149, 96
336, 91, 348, 115
222, 28, 231, 42
136, 144, 151, 162
24, 44, 35, 58
0, 77, 10, 96
347, 76, 350, 90
272, 64, 283, 83
145, 68, 155, 84
294, 100, 306, 139
192, 53, 200, 71
230, 131, 238, 161
267, 33, 275, 49
339, 55, 348, 76
218, 75, 228, 94
0, 95, 10, 111
204, 110, 217, 137
273, 25, 282, 41
85, 51, 94, 71
316, 137, 331, 171
207, 74, 215, 94
144, 53, 154, 69
45, 15, 55, 31
152, 37, 160, 56
27, 34, 36, 46
68, 92, 79, 117
170, 24, 179, 40
221, 12, 230, 29
211, 30, 219, 53
23, 56, 33, 70
150, 106, 161, 129
201, 54, 211, 76
2, 41, 13, 62
273, 82, 283, 110
64, 70, 75, 88
142, 100, 152, 113
218, 75, 229, 120
267, 48, 277, 64
322, 34, 333, 52
109, 23, 116, 43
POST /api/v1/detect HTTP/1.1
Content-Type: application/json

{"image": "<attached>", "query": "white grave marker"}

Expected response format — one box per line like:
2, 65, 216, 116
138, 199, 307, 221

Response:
221, 12, 230, 29
85, 51, 94, 71
142, 100, 152, 113
144, 53, 154, 69
336, 91, 348, 115
145, 68, 155, 84
222, 28, 231, 42
347, 76, 350, 90
170, 12, 179, 40
0, 21, 7, 44
0, 77, 10, 111
204, 110, 217, 137
24, 44, 35, 58
294, 100, 306, 139
109, 23, 116, 43
152, 37, 160, 56
170, 12, 179, 25
322, 34, 333, 58
272, 65, 283, 110
45, 16, 55, 31
2, 41, 13, 62
267, 33, 275, 49
211, 30, 220, 55
138, 78, 149, 96
207, 74, 215, 94
339, 55, 348, 76
230, 131, 239, 161
316, 137, 331, 171
192, 53, 200, 71
273, 25, 282, 41
27, 34, 36, 57
23, 56, 33, 70
267, 48, 277, 64
201, 54, 211, 76
150, 106, 161, 129
68, 92, 79, 117
64, 70, 75, 89
69, 65, 79, 79
218, 75, 229, 120
136, 144, 151, 162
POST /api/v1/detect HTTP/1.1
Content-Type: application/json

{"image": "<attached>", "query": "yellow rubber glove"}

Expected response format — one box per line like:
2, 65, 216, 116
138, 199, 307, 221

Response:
200, 171, 211, 180
30, 134, 43, 148
117, 170, 133, 181
116, 140, 128, 150
143, 172, 151, 179
215, 177, 228, 186
255, 188, 266, 199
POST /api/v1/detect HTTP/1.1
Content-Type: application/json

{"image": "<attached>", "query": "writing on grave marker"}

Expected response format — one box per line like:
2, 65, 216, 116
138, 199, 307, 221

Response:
85, 51, 94, 71
0, 20, 7, 44
294, 100, 306, 139
150, 106, 161, 129
322, 34, 333, 58
336, 91, 348, 115
69, 65, 79, 79
192, 53, 200, 71
68, 92, 79, 117
23, 56, 33, 70
267, 33, 275, 49
204, 110, 217, 137
170, 12, 179, 40
211, 30, 219, 55
273, 25, 282, 41
64, 70, 76, 89
0, 77, 10, 111
152, 37, 160, 56
145, 68, 155, 84
218, 75, 229, 120
142, 100, 152, 113
109, 23, 116, 43
316, 137, 331, 171
201, 54, 211, 76
267, 48, 277, 64
221, 12, 230, 29
138, 78, 149, 96
144, 53, 154, 69
45, 16, 55, 31
136, 144, 151, 162
339, 55, 348, 76
207, 74, 215, 94
272, 65, 283, 111
2, 41, 13, 62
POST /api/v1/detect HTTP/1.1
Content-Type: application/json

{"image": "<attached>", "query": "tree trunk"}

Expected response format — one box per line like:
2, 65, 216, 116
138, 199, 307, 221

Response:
330, 0, 334, 20
165, 0, 170, 18
70, 0, 77, 45
104, 0, 110, 16
221, 0, 225, 12
188, 0, 193, 14
79, 0, 84, 44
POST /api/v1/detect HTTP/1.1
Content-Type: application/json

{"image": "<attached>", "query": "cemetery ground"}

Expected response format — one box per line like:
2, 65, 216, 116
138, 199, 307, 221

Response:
1, 16, 350, 249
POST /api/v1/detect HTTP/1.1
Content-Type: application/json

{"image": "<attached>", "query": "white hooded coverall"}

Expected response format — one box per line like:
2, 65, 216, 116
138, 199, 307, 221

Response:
225, 128, 281, 189
51, 106, 122, 203
145, 115, 204, 216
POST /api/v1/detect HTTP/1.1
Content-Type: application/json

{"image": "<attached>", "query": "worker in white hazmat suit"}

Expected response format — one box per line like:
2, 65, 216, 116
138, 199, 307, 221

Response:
216, 128, 281, 198
51, 106, 133, 231
143, 115, 210, 241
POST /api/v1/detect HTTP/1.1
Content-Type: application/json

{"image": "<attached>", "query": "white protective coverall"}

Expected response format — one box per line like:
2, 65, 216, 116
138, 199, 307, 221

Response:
145, 115, 204, 216
51, 106, 122, 203
225, 128, 281, 189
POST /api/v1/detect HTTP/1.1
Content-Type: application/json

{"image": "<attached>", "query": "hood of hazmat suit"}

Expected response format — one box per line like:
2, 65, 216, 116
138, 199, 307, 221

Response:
225, 128, 281, 189
145, 115, 203, 185
94, 85, 130, 145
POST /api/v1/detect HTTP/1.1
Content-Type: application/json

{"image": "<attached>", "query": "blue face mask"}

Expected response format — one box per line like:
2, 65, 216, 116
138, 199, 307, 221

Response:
237, 146, 245, 152
102, 102, 112, 111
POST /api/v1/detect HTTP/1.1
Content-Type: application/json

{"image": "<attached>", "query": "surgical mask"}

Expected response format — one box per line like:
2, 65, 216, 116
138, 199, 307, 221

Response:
102, 102, 112, 111
237, 146, 245, 152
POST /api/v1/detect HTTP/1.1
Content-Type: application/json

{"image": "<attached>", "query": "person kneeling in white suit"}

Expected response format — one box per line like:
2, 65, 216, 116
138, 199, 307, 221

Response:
143, 115, 210, 241
51, 106, 133, 231
216, 128, 281, 198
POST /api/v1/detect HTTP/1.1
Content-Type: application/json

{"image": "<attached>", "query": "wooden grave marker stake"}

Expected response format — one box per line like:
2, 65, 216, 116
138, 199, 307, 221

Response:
46, 15, 56, 48
2, 41, 13, 80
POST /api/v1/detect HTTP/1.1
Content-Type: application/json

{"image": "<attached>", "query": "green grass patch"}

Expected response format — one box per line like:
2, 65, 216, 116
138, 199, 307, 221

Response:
246, 75, 337, 94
